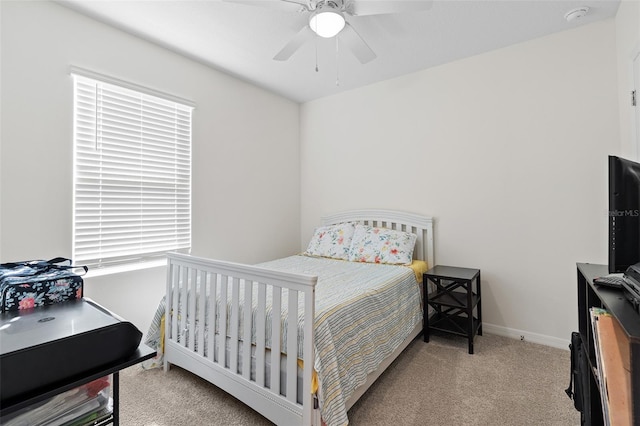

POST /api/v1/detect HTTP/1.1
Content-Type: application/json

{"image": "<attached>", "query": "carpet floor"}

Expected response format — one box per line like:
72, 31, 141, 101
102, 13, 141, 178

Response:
119, 332, 580, 425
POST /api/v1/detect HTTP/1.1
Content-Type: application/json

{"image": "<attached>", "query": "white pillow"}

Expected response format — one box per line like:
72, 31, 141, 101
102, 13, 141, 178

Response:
304, 222, 356, 260
348, 224, 417, 265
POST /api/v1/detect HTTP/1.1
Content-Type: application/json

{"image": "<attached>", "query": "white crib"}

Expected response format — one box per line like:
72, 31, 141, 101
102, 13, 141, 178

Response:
163, 209, 434, 425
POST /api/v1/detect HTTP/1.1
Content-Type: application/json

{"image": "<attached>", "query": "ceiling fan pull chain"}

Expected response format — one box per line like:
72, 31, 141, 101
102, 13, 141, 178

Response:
315, 32, 319, 72
335, 37, 340, 86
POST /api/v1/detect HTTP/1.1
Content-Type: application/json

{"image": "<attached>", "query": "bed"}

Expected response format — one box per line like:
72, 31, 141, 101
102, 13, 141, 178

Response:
160, 209, 434, 426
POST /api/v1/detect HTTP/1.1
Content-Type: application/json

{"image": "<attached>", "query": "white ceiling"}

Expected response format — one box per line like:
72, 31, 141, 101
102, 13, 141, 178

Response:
56, 0, 621, 103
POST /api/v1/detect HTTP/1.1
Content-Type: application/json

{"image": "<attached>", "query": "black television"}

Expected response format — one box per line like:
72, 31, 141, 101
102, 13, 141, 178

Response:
609, 155, 640, 273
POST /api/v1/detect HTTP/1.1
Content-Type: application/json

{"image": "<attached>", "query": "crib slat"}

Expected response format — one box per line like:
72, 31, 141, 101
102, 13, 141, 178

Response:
165, 263, 171, 340
271, 286, 282, 395
179, 266, 188, 348
242, 279, 252, 381
170, 264, 179, 341
256, 283, 267, 387
302, 284, 315, 425
207, 272, 216, 362
219, 274, 228, 367
230, 277, 240, 374
286, 289, 298, 402
188, 267, 197, 352
197, 269, 205, 357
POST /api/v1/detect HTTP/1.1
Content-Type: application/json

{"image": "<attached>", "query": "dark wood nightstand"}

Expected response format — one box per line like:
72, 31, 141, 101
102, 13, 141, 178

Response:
423, 265, 482, 354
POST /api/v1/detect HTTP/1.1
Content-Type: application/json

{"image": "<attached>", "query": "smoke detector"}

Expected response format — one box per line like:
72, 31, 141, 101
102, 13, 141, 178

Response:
564, 7, 590, 22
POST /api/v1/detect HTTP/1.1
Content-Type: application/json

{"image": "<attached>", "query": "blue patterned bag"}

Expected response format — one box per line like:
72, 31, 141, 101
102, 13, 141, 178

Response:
0, 258, 87, 312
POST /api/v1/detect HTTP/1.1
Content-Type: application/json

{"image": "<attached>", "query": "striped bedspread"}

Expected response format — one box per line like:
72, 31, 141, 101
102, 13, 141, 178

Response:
258, 255, 422, 426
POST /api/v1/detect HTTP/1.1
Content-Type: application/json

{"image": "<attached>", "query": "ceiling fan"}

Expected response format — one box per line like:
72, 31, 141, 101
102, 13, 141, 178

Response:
225, 0, 433, 64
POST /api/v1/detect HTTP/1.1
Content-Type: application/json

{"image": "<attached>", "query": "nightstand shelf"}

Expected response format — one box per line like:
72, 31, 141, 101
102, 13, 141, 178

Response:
429, 290, 480, 308
429, 313, 482, 338
423, 265, 482, 354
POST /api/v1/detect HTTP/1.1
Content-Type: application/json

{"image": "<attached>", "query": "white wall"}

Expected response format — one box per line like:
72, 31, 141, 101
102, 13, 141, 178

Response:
300, 20, 621, 347
0, 1, 300, 335
616, 0, 640, 158
2, 1, 636, 348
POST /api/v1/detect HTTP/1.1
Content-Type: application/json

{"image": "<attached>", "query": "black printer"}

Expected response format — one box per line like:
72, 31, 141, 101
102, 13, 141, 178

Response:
0, 298, 142, 407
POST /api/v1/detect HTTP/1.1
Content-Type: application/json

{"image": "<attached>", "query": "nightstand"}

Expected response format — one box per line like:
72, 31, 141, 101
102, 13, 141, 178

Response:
423, 265, 482, 354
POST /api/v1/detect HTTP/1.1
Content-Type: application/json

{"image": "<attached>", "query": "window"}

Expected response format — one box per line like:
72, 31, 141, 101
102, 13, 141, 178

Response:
72, 69, 193, 271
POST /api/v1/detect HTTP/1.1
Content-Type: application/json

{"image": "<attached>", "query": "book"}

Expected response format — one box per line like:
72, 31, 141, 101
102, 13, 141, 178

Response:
591, 307, 632, 426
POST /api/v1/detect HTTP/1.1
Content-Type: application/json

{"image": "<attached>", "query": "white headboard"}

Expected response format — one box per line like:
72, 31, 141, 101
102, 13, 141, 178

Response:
321, 209, 435, 268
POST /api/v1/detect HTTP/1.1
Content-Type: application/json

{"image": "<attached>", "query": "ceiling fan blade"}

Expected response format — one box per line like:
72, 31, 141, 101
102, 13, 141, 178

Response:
223, 0, 309, 13
273, 25, 315, 61
340, 22, 376, 64
348, 0, 433, 16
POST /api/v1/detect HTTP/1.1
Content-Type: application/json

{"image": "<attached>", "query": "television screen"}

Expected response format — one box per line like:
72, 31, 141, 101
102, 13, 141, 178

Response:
609, 155, 640, 273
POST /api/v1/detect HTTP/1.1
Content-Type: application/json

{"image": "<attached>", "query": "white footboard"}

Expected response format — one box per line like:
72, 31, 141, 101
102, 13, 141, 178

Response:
164, 252, 318, 426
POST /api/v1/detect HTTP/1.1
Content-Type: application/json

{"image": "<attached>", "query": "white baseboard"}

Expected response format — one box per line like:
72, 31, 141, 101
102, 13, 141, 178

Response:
482, 323, 570, 351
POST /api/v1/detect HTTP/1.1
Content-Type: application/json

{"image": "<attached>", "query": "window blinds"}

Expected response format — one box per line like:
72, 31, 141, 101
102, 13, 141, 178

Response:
72, 73, 192, 270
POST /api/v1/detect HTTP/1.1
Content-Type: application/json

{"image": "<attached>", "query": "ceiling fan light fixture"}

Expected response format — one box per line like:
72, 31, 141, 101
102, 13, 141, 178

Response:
309, 10, 345, 38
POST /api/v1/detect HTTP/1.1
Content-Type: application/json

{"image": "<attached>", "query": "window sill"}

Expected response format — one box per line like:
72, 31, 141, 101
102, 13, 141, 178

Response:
84, 259, 167, 278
